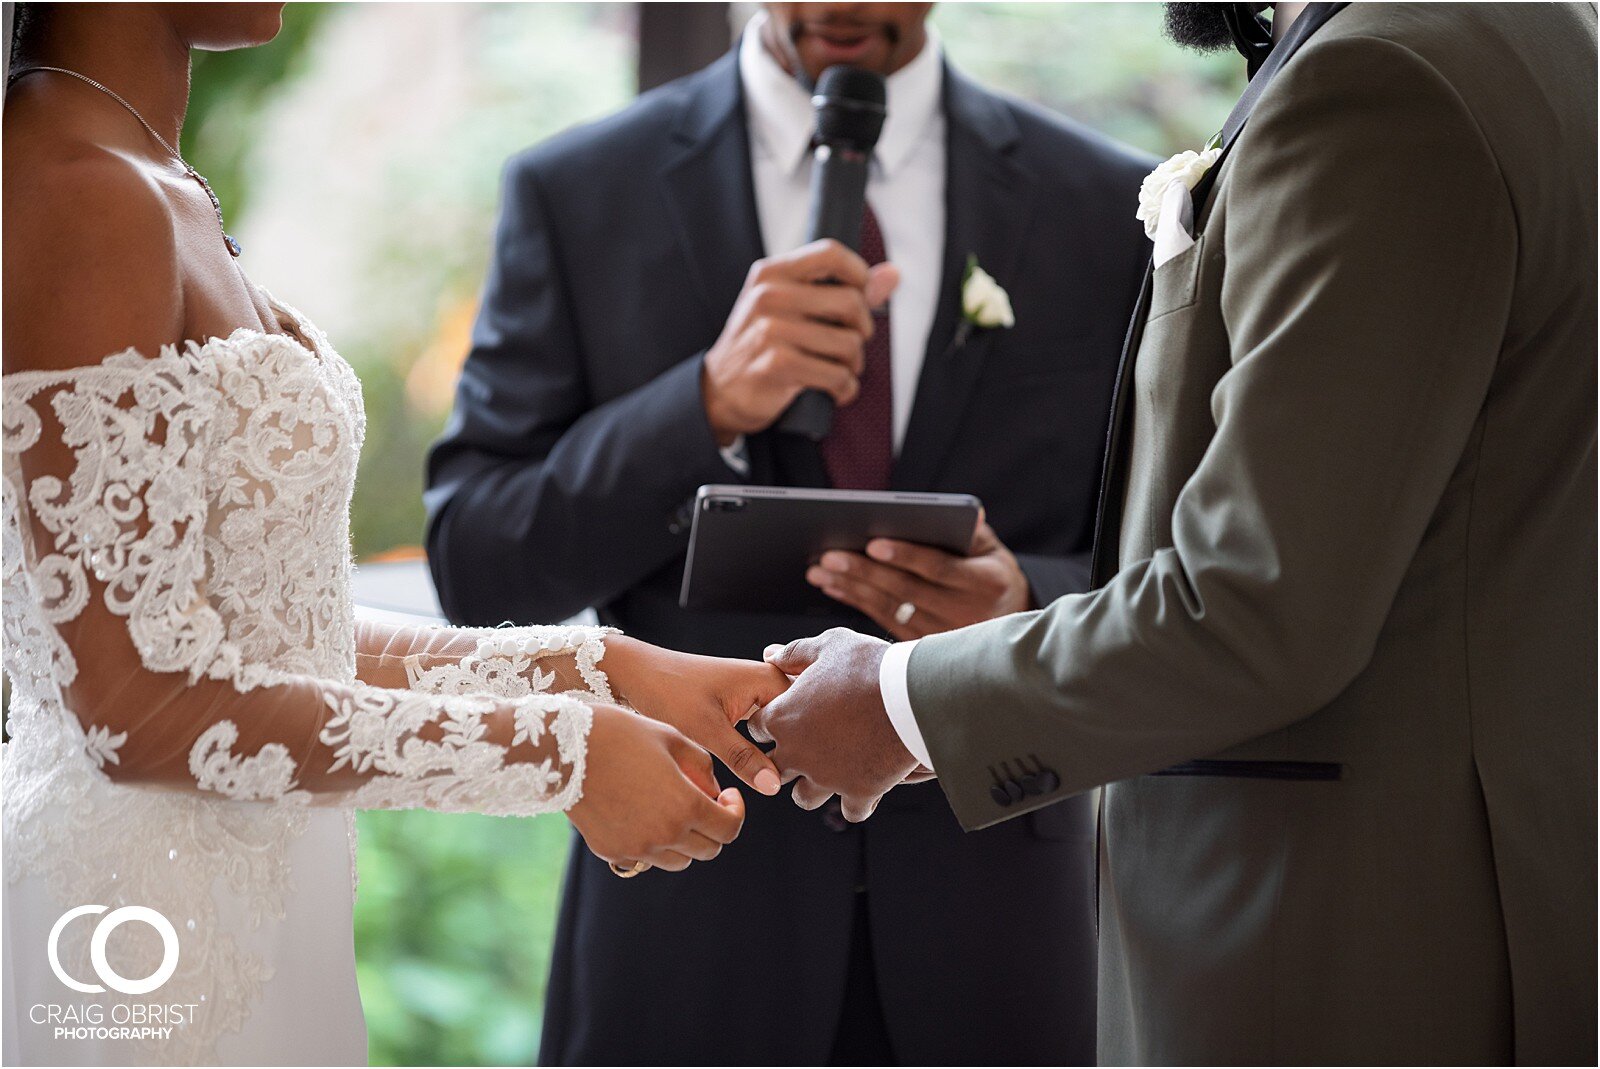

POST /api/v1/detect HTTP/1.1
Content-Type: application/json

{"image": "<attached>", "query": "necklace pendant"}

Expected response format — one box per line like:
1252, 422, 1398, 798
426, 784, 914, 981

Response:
224, 234, 242, 258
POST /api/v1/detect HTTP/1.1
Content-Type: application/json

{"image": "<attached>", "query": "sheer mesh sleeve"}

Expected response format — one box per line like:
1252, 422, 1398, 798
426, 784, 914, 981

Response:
2, 345, 600, 816
353, 617, 622, 707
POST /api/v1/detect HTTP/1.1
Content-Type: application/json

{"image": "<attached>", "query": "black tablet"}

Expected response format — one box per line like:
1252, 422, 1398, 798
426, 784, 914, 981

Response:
679, 484, 982, 615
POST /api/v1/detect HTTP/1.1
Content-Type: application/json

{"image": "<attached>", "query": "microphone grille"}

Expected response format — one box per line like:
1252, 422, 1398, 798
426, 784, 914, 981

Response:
812, 65, 887, 152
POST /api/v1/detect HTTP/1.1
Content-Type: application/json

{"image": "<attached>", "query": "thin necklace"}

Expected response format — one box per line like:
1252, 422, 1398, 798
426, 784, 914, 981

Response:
9, 65, 242, 257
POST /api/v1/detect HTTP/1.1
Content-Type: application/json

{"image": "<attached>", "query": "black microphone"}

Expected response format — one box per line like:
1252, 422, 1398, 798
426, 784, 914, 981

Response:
776, 65, 888, 441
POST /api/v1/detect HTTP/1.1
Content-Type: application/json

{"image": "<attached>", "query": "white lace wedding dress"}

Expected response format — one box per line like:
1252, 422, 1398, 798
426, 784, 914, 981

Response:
1, 299, 615, 1065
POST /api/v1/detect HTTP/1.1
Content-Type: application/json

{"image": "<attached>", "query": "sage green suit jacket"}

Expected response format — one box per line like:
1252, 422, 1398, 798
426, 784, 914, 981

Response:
905, 4, 1597, 1063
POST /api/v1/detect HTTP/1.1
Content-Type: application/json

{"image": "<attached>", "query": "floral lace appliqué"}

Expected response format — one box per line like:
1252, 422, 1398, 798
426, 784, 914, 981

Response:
2, 305, 609, 1064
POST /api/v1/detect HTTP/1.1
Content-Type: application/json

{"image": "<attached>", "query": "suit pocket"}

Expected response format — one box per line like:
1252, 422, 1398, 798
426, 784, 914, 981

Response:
1146, 232, 1205, 321
1150, 759, 1342, 781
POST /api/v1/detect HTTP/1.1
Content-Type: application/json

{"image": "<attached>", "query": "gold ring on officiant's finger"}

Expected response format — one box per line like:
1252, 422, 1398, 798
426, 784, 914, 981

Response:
609, 860, 649, 878
894, 601, 916, 626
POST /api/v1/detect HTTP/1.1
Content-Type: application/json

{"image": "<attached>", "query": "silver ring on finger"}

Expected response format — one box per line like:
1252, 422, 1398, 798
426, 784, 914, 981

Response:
894, 600, 916, 626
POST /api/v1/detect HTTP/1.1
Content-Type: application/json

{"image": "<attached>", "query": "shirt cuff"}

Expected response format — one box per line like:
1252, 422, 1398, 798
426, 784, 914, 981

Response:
879, 639, 933, 771
719, 434, 751, 477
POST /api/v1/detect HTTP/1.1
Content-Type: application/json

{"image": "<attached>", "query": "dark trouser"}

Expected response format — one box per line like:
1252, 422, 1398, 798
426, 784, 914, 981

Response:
538, 779, 1097, 1067
830, 892, 895, 1065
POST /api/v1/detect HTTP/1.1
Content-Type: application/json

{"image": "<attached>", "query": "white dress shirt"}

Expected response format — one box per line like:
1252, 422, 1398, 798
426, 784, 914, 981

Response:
1273, 2, 1310, 41
731, 16, 949, 767
726, 13, 947, 465
880, 637, 932, 769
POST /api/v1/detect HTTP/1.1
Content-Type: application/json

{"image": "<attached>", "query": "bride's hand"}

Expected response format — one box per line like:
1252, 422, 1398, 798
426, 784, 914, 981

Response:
567, 704, 745, 872
603, 636, 790, 797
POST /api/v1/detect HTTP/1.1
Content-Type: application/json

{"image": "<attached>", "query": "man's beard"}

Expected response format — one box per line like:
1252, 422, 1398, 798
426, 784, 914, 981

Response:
1163, 3, 1238, 52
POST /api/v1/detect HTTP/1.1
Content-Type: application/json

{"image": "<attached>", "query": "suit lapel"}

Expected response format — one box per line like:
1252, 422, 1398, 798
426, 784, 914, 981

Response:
892, 67, 1035, 491
1195, 2, 1351, 205
660, 51, 766, 323
1087, 2, 1349, 587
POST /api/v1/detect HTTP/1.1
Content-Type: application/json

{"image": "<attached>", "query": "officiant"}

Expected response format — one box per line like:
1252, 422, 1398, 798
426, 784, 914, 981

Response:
424, 4, 1152, 1063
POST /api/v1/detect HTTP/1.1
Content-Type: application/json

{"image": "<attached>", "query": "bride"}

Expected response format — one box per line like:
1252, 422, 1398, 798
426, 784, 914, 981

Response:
1, 4, 817, 1064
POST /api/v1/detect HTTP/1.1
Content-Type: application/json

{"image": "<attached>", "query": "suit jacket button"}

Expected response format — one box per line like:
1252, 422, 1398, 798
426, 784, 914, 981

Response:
992, 781, 1025, 806
1037, 769, 1060, 793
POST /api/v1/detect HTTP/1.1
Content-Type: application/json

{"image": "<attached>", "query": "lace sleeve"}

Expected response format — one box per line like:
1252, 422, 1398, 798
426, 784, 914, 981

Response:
2, 347, 593, 816
352, 617, 623, 707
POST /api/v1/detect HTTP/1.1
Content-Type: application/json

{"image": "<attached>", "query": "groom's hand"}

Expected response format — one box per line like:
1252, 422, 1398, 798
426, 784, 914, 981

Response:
702, 240, 900, 446
749, 629, 919, 822
807, 518, 1032, 640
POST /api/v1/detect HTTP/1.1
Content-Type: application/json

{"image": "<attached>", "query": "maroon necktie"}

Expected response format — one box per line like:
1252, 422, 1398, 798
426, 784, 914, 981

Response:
820, 203, 893, 491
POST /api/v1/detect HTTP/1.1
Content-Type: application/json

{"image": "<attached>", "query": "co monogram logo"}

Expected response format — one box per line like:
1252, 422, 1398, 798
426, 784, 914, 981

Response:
48, 906, 180, 995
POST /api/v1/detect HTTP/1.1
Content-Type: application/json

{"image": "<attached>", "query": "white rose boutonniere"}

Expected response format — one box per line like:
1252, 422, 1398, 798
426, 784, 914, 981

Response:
951, 255, 1015, 352
1135, 135, 1223, 240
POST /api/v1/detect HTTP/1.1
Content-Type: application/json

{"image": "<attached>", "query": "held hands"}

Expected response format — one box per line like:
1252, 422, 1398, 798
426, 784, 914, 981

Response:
585, 503, 1026, 848
807, 517, 1032, 639
602, 635, 790, 796
569, 627, 924, 862
568, 640, 791, 876
749, 629, 919, 822
702, 239, 901, 446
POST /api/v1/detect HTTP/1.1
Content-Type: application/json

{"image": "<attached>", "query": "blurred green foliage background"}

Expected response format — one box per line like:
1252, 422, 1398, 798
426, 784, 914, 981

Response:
180, 4, 1241, 1064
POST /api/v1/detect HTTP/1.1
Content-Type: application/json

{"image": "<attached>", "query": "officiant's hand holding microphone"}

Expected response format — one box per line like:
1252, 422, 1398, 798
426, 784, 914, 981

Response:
703, 57, 900, 446
701, 240, 899, 446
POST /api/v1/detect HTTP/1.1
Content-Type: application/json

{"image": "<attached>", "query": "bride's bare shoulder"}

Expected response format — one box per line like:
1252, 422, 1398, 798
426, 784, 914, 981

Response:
2, 125, 183, 374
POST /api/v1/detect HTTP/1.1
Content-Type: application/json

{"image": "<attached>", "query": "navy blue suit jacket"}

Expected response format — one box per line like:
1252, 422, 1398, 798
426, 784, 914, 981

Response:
425, 49, 1152, 1066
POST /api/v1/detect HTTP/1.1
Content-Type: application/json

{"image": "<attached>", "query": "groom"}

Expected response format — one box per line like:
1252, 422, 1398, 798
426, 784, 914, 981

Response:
755, 2, 1598, 1064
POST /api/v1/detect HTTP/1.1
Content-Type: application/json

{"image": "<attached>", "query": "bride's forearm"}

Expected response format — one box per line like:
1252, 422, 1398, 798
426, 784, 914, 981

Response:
596, 633, 661, 710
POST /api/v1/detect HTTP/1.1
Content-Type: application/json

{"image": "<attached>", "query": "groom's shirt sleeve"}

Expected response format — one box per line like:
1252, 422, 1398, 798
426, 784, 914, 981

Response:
879, 640, 934, 770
